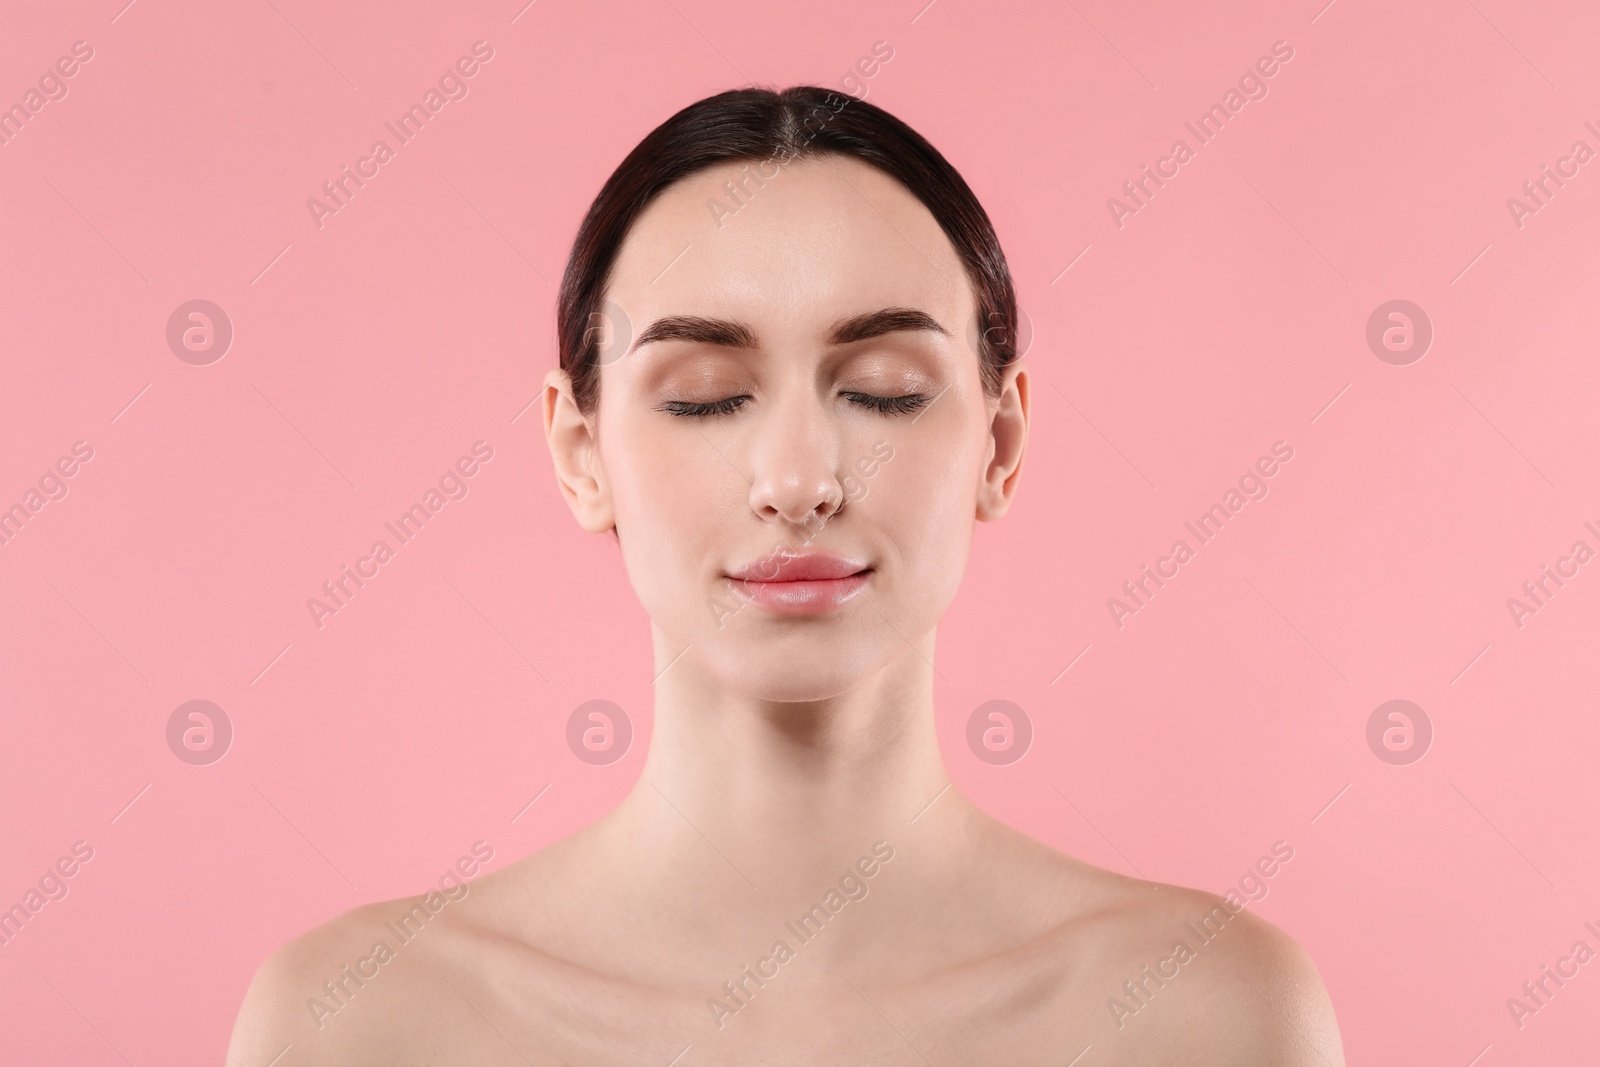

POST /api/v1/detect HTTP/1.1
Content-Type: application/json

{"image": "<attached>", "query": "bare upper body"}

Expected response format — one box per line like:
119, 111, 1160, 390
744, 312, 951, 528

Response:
231, 112, 1345, 1067
227, 789, 1341, 1067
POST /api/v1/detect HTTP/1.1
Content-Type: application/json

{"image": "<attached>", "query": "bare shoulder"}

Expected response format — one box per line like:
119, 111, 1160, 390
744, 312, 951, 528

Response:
224, 851, 607, 1067
225, 890, 479, 1067
1054, 861, 1345, 1065
968, 820, 1343, 1063
1125, 885, 1339, 1060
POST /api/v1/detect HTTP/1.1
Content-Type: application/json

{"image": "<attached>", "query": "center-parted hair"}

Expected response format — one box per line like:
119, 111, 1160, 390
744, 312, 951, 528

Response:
557, 85, 1019, 417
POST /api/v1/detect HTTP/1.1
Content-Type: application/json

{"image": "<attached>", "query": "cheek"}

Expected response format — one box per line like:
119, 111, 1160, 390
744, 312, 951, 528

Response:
600, 419, 738, 602
867, 427, 980, 604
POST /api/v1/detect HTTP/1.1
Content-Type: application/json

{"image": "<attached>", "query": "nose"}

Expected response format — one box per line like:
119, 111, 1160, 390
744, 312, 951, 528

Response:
746, 394, 846, 535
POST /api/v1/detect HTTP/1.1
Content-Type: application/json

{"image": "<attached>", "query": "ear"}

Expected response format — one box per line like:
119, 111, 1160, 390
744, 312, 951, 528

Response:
976, 360, 1028, 522
541, 366, 616, 534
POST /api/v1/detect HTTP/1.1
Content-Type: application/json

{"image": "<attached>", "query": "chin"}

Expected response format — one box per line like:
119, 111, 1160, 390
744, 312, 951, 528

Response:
703, 636, 891, 704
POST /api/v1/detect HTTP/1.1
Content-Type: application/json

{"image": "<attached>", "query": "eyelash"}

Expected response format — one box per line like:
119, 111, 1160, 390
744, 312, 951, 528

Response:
661, 392, 930, 418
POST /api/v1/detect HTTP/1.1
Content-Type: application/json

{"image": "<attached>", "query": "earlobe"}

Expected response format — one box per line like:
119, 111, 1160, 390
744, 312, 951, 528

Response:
976, 361, 1029, 522
541, 367, 616, 534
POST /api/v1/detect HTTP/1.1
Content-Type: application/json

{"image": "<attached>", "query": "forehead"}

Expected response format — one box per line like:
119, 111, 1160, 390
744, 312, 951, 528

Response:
605, 154, 973, 333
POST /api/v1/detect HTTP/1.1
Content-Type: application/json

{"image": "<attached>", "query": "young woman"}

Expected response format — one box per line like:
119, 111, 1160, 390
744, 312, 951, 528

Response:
228, 85, 1344, 1066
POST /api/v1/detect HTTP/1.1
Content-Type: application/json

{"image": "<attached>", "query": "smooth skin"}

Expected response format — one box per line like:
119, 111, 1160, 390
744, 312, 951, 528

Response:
227, 155, 1344, 1065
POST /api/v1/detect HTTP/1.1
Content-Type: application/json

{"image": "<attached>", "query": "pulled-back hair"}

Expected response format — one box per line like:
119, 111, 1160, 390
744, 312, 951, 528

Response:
557, 85, 1018, 417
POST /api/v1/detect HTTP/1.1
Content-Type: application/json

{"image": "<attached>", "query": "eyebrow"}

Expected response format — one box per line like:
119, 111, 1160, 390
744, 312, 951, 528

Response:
627, 306, 948, 355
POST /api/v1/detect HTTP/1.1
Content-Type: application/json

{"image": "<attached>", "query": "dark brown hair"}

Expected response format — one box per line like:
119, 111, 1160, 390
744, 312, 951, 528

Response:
557, 85, 1018, 417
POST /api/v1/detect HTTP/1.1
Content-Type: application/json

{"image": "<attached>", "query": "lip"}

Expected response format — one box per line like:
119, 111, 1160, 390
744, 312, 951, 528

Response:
727, 549, 870, 582
725, 549, 872, 616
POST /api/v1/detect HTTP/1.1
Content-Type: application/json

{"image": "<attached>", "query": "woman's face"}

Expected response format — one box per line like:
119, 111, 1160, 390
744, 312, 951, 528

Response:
547, 154, 1027, 703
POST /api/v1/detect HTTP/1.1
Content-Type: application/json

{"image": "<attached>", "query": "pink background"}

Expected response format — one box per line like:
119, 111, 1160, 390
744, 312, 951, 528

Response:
3, 0, 1598, 1062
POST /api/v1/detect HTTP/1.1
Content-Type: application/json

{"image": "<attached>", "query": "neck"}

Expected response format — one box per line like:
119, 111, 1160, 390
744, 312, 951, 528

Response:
609, 622, 960, 891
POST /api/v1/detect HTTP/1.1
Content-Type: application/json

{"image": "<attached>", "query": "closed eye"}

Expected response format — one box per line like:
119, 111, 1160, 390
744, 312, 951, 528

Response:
660, 396, 751, 418
843, 392, 930, 415
659, 392, 931, 419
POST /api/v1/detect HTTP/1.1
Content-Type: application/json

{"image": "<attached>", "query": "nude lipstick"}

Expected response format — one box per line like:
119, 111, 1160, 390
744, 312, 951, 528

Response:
724, 550, 872, 616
